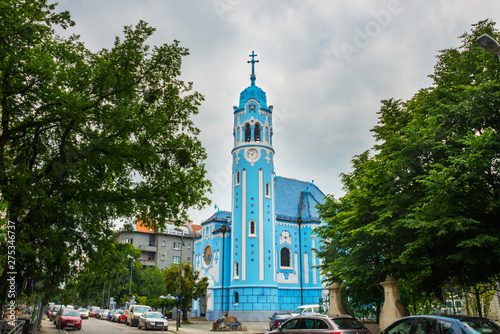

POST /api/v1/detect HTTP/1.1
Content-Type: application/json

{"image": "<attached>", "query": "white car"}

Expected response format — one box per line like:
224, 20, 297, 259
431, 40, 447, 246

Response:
78, 308, 89, 319
137, 312, 168, 331
290, 304, 326, 317
126, 305, 152, 327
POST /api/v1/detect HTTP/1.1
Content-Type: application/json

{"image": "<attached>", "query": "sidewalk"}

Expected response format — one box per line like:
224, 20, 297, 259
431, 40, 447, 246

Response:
173, 319, 269, 334
39, 319, 66, 334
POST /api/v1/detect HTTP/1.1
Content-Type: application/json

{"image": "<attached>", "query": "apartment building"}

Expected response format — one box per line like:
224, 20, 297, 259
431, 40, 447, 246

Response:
117, 220, 201, 270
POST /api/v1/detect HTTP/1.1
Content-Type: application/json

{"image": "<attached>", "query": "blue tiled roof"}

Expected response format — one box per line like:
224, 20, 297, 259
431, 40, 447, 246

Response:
274, 176, 326, 222
200, 177, 325, 224
201, 210, 232, 225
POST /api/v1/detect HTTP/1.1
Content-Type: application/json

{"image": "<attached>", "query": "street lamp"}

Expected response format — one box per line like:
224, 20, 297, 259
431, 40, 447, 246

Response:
212, 223, 231, 318
476, 33, 500, 62
127, 254, 135, 296
174, 227, 185, 331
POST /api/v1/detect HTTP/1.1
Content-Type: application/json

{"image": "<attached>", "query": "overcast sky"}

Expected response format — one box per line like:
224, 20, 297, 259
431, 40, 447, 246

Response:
55, 0, 500, 226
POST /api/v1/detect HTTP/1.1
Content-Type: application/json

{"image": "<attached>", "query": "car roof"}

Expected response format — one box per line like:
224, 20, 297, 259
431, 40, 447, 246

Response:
402, 314, 494, 322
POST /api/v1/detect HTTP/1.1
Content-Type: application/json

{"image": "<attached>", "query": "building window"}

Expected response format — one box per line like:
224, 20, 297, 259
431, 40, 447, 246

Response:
162, 240, 165, 247
187, 244, 191, 250
249, 220, 256, 237
148, 253, 155, 261
254, 123, 261, 142
149, 234, 156, 247
280, 247, 291, 268
173, 242, 181, 250
187, 257, 190, 262
235, 171, 240, 186
234, 292, 239, 304
244, 123, 251, 142
265, 182, 271, 198
173, 256, 180, 264
161, 255, 165, 261
121, 238, 133, 245
234, 262, 239, 279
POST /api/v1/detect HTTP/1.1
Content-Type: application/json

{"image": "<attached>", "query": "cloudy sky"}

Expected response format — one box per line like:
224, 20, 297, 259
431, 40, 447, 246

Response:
55, 0, 500, 225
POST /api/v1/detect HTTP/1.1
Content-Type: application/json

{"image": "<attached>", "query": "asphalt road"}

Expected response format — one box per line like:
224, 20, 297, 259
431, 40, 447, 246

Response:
42, 317, 171, 334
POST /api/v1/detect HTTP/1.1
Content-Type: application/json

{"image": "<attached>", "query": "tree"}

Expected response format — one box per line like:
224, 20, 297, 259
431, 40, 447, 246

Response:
137, 266, 166, 298
316, 19, 500, 312
0, 0, 211, 300
164, 262, 208, 322
75, 241, 141, 307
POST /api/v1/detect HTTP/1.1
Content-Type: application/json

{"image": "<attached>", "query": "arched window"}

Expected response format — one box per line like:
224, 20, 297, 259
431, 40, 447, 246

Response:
244, 123, 251, 142
234, 262, 239, 278
254, 123, 261, 142
234, 292, 239, 304
249, 220, 256, 237
235, 171, 240, 186
280, 247, 291, 268
265, 182, 271, 198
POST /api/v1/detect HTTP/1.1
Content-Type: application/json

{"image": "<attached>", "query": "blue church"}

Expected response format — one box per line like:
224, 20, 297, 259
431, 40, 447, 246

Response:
192, 52, 328, 321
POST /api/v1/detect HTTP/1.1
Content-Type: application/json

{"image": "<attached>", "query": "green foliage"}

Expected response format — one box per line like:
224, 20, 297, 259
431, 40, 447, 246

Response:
137, 266, 166, 298
75, 241, 140, 307
164, 262, 208, 322
0, 0, 211, 300
316, 19, 500, 313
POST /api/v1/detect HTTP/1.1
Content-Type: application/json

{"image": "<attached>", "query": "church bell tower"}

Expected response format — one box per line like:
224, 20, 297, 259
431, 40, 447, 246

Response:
231, 52, 278, 295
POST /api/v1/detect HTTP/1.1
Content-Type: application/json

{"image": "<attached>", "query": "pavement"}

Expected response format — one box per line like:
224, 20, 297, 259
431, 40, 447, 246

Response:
39, 318, 270, 334
174, 319, 269, 334
39, 317, 379, 334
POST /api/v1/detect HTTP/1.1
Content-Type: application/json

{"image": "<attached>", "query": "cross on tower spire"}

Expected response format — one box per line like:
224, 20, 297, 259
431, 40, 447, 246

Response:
248, 51, 259, 77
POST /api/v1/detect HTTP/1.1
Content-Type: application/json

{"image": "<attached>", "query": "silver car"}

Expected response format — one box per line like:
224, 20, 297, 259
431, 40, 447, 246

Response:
137, 312, 169, 331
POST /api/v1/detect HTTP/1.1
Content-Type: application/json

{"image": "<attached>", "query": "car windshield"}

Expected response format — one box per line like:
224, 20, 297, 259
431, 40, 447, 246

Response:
135, 307, 150, 313
332, 318, 367, 329
292, 307, 305, 314
62, 310, 80, 317
78, 309, 87, 312
461, 319, 500, 334
147, 313, 163, 319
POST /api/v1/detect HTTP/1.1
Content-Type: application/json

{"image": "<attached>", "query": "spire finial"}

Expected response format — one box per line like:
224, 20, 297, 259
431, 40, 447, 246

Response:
248, 51, 259, 85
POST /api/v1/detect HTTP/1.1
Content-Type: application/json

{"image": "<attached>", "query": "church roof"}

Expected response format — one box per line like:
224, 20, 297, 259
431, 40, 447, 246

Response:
274, 176, 326, 223
200, 210, 231, 225
199, 178, 326, 226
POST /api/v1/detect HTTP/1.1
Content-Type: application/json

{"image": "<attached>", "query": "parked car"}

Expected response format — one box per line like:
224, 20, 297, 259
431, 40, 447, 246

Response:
137, 312, 169, 331
89, 306, 100, 317
379, 314, 500, 334
118, 310, 128, 324
127, 305, 152, 327
269, 311, 293, 330
100, 309, 110, 320
266, 314, 371, 334
290, 304, 326, 317
78, 308, 89, 319
111, 309, 124, 322
50, 305, 62, 323
55, 308, 82, 330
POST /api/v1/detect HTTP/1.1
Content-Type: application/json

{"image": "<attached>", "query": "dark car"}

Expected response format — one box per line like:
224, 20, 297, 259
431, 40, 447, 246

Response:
266, 314, 371, 334
379, 314, 500, 334
269, 311, 292, 330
